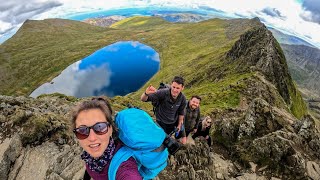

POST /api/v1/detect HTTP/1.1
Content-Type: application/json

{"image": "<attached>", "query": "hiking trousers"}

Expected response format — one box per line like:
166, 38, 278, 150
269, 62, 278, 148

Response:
156, 120, 176, 135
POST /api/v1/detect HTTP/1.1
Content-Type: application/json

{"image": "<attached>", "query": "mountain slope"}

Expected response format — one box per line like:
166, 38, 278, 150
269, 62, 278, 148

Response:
1, 16, 317, 179
281, 44, 320, 96
0, 17, 307, 117
0, 18, 134, 95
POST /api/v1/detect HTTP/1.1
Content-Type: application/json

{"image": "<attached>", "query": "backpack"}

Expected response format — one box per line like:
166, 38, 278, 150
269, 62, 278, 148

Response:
108, 107, 169, 180
158, 82, 170, 90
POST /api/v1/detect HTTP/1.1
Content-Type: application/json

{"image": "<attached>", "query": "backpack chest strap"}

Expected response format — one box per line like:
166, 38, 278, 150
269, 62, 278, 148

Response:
152, 144, 166, 152
108, 146, 133, 180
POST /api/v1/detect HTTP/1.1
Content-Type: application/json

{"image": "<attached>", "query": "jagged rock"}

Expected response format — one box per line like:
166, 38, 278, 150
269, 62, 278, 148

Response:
216, 172, 224, 179
47, 172, 64, 180
71, 168, 86, 180
233, 173, 268, 180
0, 134, 22, 180
212, 153, 238, 179
8, 148, 25, 180
294, 115, 320, 158
306, 161, 320, 180
10, 142, 82, 180
211, 96, 320, 179
159, 141, 214, 180
226, 24, 294, 106
238, 98, 281, 140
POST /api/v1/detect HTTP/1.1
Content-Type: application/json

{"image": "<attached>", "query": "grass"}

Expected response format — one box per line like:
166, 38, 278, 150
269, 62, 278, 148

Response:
0, 16, 307, 118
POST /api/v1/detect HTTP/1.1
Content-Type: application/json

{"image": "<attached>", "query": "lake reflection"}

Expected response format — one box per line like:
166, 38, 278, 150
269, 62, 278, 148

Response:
30, 41, 160, 98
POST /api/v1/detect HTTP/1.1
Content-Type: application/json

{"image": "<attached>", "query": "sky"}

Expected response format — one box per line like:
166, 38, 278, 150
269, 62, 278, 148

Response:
1, 0, 320, 48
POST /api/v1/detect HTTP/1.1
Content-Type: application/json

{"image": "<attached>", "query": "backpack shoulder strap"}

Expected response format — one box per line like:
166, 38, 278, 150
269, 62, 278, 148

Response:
108, 146, 134, 180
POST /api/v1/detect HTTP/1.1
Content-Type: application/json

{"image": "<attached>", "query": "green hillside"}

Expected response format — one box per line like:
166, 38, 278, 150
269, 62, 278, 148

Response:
0, 17, 307, 118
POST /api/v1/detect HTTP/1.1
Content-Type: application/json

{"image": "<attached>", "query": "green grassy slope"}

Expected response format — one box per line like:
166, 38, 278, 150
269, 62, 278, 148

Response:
0, 17, 307, 117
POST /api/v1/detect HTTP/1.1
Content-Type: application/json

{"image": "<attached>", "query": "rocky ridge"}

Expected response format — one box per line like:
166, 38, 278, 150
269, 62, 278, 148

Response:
0, 95, 319, 179
0, 17, 319, 180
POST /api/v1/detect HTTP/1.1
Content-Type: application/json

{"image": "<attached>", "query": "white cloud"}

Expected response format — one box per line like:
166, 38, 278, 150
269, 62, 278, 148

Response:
0, 21, 13, 34
30, 61, 112, 98
1, 0, 320, 47
301, 0, 320, 24
148, 53, 160, 62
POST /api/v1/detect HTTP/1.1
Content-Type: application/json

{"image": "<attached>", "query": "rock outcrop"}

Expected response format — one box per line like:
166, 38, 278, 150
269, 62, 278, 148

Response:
227, 23, 293, 107
212, 98, 320, 179
0, 93, 319, 180
0, 17, 319, 180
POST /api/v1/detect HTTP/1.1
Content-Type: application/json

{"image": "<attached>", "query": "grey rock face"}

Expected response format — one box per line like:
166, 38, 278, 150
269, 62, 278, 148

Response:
226, 24, 294, 106
238, 98, 280, 140
8, 142, 83, 180
213, 98, 320, 179
306, 161, 320, 180
0, 134, 22, 180
0, 95, 318, 179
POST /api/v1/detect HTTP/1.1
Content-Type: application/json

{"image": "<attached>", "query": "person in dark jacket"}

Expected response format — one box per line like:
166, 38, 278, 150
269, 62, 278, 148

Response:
140, 76, 187, 142
72, 97, 142, 180
192, 116, 212, 146
179, 95, 201, 143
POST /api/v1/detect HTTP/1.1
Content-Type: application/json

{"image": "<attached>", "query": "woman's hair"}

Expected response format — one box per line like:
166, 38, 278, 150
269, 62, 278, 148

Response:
71, 96, 116, 133
203, 116, 211, 122
202, 116, 212, 131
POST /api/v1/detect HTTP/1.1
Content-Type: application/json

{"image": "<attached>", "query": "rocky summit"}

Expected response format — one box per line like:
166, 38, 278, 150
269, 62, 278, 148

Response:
0, 16, 320, 179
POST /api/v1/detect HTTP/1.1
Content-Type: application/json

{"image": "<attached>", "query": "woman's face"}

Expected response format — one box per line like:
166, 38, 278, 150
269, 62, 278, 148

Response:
75, 108, 113, 158
205, 117, 212, 127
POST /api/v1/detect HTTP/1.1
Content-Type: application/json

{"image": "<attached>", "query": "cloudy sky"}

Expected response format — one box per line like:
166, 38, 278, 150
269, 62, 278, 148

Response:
1, 0, 320, 48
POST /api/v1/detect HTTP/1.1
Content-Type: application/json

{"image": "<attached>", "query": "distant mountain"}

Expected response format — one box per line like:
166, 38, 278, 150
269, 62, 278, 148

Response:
154, 13, 207, 22
83, 15, 126, 27
269, 27, 315, 47
82, 13, 208, 27
281, 44, 320, 96
281, 43, 320, 118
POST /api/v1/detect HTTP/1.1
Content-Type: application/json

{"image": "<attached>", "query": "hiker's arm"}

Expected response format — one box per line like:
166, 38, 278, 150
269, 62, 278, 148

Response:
177, 115, 184, 131
177, 97, 187, 131
141, 85, 157, 102
140, 92, 148, 101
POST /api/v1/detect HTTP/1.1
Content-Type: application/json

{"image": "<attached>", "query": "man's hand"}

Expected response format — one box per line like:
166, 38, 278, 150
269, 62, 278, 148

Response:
145, 85, 157, 95
180, 137, 187, 144
205, 135, 209, 140
141, 85, 156, 101
177, 123, 182, 132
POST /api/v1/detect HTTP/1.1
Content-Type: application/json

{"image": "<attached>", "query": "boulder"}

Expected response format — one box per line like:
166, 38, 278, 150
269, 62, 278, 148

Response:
0, 134, 22, 180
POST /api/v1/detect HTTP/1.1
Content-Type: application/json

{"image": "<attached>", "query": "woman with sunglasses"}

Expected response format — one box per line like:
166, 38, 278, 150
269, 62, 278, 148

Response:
71, 97, 142, 180
192, 116, 212, 146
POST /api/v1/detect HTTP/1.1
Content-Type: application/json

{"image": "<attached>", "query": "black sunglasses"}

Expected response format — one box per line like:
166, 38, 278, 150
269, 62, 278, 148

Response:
73, 122, 110, 140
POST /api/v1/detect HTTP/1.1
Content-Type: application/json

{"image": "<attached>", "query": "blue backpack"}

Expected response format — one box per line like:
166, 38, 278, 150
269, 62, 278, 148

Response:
108, 107, 169, 180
